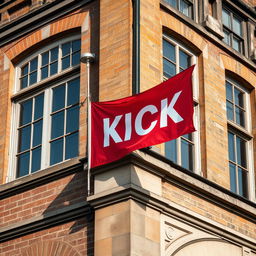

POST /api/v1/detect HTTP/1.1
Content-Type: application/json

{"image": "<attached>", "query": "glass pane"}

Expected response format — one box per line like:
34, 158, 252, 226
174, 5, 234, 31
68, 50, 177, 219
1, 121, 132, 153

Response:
226, 101, 234, 121
226, 81, 233, 101
29, 71, 37, 85
19, 125, 31, 152
33, 120, 43, 147
21, 64, 28, 76
21, 76, 28, 89
51, 111, 64, 139
236, 136, 246, 168
20, 99, 32, 125
62, 42, 71, 56
180, 0, 190, 17
223, 30, 231, 45
233, 16, 242, 36
163, 40, 176, 62
229, 162, 237, 193
234, 88, 244, 107
72, 40, 81, 52
62, 56, 70, 70
233, 37, 241, 52
52, 84, 65, 112
166, 0, 177, 8
163, 59, 176, 78
17, 152, 30, 178
182, 133, 192, 141
72, 51, 80, 66
228, 132, 235, 162
235, 107, 245, 127
32, 147, 41, 173
34, 93, 44, 120
222, 8, 230, 28
238, 168, 247, 197
42, 51, 49, 66
179, 50, 190, 70
165, 140, 177, 163
41, 66, 48, 80
50, 138, 63, 165
65, 132, 79, 159
181, 139, 193, 171
30, 57, 38, 72
50, 62, 58, 76
67, 78, 80, 106
66, 106, 79, 133
50, 47, 58, 62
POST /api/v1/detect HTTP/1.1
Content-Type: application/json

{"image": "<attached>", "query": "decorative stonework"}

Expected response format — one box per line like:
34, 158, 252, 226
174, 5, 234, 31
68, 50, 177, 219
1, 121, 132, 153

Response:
20, 241, 81, 256
164, 222, 191, 251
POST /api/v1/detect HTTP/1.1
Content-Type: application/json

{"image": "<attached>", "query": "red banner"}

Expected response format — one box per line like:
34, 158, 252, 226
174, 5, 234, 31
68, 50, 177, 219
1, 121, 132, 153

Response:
91, 65, 195, 168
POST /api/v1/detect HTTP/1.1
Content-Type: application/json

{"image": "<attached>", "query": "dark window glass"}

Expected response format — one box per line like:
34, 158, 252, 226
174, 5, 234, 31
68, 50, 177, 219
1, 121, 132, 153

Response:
21, 64, 29, 76
51, 111, 64, 139
51, 47, 58, 61
50, 62, 58, 76
65, 132, 79, 159
19, 125, 31, 152
181, 138, 193, 171
20, 99, 32, 125
163, 40, 176, 62
50, 138, 63, 165
62, 56, 70, 70
41, 66, 48, 80
30, 57, 38, 72
163, 59, 176, 78
42, 52, 49, 66
33, 120, 43, 147
32, 147, 41, 173
21, 76, 28, 89
67, 78, 80, 106
179, 50, 190, 70
228, 132, 235, 162
62, 42, 71, 56
66, 106, 79, 133
165, 140, 178, 163
238, 168, 248, 197
72, 39, 81, 52
229, 162, 237, 193
52, 85, 65, 112
72, 52, 80, 66
17, 152, 30, 178
29, 71, 37, 85
34, 94, 44, 120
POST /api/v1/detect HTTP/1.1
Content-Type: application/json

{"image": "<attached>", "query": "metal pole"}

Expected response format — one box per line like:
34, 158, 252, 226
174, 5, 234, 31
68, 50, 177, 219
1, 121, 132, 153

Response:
80, 53, 95, 196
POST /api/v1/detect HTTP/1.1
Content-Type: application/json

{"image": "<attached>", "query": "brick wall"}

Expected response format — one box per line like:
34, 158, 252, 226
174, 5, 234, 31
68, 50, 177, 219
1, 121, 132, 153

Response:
0, 217, 94, 256
0, 171, 87, 229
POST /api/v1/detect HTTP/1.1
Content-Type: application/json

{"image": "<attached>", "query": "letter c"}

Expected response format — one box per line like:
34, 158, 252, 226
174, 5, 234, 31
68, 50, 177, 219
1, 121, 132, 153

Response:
135, 105, 158, 136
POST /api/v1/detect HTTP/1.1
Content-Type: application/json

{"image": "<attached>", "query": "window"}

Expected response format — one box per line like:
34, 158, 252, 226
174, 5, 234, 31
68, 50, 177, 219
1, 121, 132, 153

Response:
165, 0, 193, 19
226, 78, 252, 198
163, 35, 200, 173
222, 7, 244, 53
10, 36, 81, 179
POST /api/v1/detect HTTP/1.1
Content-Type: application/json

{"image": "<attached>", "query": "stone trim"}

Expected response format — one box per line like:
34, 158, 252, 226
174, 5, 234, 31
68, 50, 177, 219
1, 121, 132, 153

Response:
0, 0, 93, 47
87, 183, 256, 250
0, 201, 91, 242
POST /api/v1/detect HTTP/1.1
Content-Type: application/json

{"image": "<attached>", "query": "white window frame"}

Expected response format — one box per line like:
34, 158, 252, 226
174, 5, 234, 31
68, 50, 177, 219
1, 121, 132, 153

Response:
226, 77, 255, 201
8, 36, 81, 182
163, 34, 201, 175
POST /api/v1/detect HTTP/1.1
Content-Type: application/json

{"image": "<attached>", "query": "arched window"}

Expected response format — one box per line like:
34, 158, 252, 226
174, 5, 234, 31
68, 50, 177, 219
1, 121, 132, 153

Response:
163, 34, 200, 174
9, 35, 81, 179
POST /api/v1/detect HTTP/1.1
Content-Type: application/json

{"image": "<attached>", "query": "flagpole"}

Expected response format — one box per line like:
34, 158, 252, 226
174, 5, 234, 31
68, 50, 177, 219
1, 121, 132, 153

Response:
80, 52, 95, 196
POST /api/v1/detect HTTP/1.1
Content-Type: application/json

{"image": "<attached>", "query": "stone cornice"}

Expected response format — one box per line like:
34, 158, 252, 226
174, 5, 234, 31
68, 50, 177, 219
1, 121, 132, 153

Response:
87, 183, 256, 250
0, 0, 93, 47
